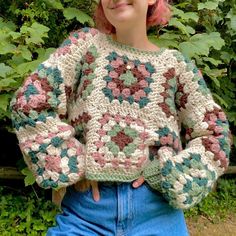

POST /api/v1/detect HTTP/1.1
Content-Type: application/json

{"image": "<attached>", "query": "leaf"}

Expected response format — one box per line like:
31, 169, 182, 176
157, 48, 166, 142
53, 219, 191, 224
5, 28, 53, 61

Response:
43, 0, 64, 9
0, 41, 16, 55
172, 7, 199, 22
198, 0, 224, 10
233, 135, 236, 148
179, 32, 225, 58
21, 22, 50, 45
19, 46, 32, 61
16, 48, 55, 75
21, 167, 36, 186
0, 63, 13, 78
159, 32, 181, 40
202, 57, 222, 66
15, 61, 42, 75
36, 47, 56, 60
204, 66, 226, 87
168, 18, 195, 35
227, 112, 236, 126
9, 31, 21, 40
184, 12, 199, 22
0, 17, 16, 31
220, 51, 234, 64
10, 54, 31, 68
149, 33, 180, 48
0, 29, 9, 41
0, 94, 11, 111
185, 26, 195, 35
63, 7, 94, 26
226, 9, 236, 32
212, 93, 228, 108
0, 78, 17, 90
230, 15, 236, 31
198, 2, 218, 10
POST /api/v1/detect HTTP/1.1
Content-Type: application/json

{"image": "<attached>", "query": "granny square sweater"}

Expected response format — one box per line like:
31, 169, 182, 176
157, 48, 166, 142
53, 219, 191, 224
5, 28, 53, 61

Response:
11, 27, 231, 209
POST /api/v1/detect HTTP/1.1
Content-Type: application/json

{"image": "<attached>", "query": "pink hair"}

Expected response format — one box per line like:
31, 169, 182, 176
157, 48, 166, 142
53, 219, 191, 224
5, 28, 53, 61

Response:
94, 0, 172, 34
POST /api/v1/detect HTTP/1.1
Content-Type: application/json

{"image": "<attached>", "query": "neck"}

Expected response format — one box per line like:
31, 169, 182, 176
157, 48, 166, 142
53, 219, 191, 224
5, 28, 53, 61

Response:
113, 26, 158, 51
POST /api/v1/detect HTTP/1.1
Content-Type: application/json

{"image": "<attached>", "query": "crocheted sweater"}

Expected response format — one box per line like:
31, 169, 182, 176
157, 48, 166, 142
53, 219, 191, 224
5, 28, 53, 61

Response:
11, 27, 231, 209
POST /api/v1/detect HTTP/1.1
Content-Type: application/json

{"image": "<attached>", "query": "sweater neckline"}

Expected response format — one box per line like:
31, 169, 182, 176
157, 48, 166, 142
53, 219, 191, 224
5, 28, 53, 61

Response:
104, 33, 166, 56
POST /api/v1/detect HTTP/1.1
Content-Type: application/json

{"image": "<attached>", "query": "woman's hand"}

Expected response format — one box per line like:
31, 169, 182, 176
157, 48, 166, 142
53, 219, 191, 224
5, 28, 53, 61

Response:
132, 176, 145, 188
74, 176, 145, 202
74, 179, 100, 202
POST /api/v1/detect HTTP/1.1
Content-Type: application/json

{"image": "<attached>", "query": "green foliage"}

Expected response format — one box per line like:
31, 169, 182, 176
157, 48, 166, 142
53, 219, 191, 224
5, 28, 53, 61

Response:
21, 167, 36, 186
0, 0, 96, 122
184, 178, 236, 221
0, 186, 60, 235
63, 7, 94, 25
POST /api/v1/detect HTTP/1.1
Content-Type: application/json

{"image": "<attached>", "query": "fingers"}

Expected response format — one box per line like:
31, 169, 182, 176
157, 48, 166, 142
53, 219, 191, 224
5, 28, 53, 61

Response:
74, 179, 90, 192
91, 181, 100, 202
74, 180, 100, 202
74, 180, 82, 191
75, 177, 144, 202
132, 176, 145, 188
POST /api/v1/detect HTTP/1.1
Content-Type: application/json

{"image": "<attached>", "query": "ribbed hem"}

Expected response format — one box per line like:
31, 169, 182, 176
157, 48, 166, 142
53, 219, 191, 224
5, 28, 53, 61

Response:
85, 171, 141, 182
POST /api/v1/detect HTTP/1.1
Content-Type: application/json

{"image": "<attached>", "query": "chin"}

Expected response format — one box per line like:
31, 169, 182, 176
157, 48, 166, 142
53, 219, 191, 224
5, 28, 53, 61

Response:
110, 13, 136, 26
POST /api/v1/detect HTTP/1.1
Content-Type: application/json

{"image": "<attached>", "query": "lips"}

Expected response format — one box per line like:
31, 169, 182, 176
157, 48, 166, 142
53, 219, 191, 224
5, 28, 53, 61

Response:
110, 2, 132, 10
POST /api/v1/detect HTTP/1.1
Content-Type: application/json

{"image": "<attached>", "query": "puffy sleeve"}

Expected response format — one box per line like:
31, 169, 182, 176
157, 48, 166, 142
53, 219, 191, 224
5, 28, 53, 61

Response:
10, 28, 98, 189
143, 52, 231, 209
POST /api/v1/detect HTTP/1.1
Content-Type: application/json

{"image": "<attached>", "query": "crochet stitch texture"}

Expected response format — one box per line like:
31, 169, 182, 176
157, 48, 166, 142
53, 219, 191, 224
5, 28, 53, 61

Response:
11, 27, 231, 209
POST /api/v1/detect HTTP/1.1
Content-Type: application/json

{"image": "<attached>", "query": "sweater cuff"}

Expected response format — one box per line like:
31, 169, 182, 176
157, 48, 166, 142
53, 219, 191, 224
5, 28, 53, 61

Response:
143, 159, 162, 190
143, 146, 174, 191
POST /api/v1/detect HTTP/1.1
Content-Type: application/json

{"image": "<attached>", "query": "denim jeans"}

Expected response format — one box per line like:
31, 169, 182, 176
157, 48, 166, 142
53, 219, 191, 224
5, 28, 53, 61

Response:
47, 182, 189, 236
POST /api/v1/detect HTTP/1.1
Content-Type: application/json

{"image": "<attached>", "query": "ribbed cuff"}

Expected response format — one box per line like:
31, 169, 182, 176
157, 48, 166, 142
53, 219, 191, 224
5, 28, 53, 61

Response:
143, 159, 162, 191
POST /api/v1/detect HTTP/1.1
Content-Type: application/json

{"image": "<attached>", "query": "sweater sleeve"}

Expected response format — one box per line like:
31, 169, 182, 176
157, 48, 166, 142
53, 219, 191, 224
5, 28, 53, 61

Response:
143, 52, 231, 209
10, 27, 98, 189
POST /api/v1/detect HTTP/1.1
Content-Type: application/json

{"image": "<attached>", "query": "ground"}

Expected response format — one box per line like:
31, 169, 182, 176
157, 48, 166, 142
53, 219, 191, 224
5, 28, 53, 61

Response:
186, 214, 236, 236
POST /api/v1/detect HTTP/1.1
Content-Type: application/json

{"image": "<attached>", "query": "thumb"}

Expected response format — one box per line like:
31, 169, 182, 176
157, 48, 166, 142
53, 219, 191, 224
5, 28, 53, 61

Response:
132, 176, 145, 188
91, 181, 100, 202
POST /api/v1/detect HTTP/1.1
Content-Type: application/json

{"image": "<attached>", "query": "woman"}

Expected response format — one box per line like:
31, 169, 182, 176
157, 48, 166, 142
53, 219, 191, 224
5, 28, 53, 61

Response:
11, 1, 231, 235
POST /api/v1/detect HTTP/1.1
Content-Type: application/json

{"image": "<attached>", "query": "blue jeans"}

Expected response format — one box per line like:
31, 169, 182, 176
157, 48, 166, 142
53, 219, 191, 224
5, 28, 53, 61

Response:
47, 182, 189, 236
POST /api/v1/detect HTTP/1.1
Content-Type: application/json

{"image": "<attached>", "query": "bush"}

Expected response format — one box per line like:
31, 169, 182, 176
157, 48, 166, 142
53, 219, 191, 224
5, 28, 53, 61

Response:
184, 177, 236, 221
0, 185, 59, 235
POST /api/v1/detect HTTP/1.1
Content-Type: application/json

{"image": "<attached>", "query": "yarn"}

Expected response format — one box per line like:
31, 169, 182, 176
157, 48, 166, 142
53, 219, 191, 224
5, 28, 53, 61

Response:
11, 28, 231, 209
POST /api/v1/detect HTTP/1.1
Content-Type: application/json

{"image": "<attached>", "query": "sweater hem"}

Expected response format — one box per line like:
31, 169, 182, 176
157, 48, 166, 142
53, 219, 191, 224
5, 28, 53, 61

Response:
85, 171, 142, 182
